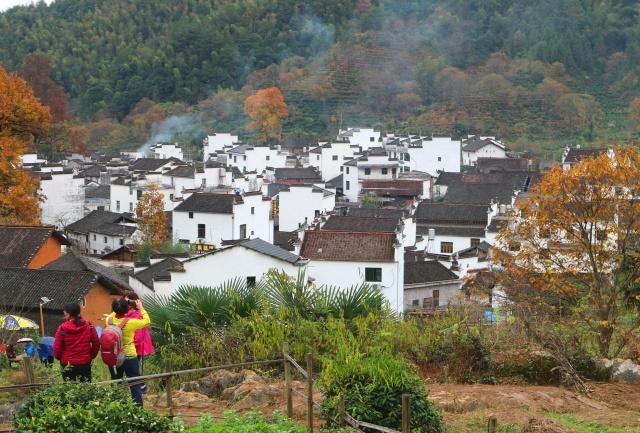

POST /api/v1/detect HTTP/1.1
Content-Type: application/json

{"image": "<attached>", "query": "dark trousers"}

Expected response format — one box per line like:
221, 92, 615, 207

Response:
109, 357, 143, 406
61, 363, 92, 382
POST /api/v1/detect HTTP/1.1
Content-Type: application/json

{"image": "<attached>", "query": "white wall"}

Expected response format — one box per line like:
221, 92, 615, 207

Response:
462, 144, 507, 166
416, 232, 485, 256
342, 164, 360, 202
406, 137, 461, 175
205, 133, 238, 159
110, 183, 136, 214
306, 258, 403, 313
87, 231, 137, 255
319, 142, 355, 181
167, 246, 305, 296
153, 144, 184, 160
404, 281, 462, 310
341, 128, 381, 151
40, 173, 85, 229
172, 194, 272, 245
278, 186, 336, 231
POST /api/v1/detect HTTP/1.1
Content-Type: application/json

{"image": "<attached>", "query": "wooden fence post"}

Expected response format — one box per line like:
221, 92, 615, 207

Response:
283, 342, 293, 418
306, 352, 314, 433
22, 358, 35, 385
165, 358, 174, 419
487, 415, 497, 433
401, 394, 411, 433
337, 396, 346, 427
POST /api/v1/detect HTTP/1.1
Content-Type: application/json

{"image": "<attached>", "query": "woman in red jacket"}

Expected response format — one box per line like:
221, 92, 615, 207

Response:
53, 303, 100, 382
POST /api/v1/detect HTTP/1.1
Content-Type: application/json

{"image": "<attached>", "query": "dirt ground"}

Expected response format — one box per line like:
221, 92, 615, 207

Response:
428, 382, 640, 433
151, 381, 640, 432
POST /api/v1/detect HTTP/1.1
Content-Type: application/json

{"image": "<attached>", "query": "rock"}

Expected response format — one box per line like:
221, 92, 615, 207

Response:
179, 369, 245, 397
0, 402, 20, 424
611, 359, 640, 384
156, 391, 212, 409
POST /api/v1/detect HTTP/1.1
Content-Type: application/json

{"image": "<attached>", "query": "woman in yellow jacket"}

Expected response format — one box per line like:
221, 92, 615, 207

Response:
106, 298, 150, 406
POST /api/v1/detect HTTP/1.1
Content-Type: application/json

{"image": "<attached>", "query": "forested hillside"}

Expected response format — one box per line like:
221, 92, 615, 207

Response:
1, 0, 639, 157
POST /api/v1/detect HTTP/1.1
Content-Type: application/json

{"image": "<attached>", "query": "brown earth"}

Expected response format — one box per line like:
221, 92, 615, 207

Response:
150, 377, 640, 432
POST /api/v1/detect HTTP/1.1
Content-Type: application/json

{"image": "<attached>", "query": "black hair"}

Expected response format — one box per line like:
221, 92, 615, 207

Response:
64, 303, 82, 325
112, 298, 129, 315
125, 292, 139, 301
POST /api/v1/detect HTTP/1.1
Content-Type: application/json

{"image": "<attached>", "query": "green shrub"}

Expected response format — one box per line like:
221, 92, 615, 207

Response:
320, 347, 444, 433
185, 411, 306, 433
14, 382, 179, 432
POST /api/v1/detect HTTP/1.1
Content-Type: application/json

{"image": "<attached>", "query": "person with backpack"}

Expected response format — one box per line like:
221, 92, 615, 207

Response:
102, 298, 150, 406
53, 303, 100, 382
123, 292, 154, 393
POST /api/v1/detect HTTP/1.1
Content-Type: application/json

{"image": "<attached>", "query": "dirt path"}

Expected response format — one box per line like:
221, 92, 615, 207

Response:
428, 382, 640, 432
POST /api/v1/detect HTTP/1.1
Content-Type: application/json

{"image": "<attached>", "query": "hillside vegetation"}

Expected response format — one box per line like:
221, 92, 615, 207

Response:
1, 0, 639, 156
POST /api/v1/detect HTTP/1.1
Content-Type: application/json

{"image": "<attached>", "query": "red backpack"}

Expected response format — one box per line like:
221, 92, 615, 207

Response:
100, 317, 129, 367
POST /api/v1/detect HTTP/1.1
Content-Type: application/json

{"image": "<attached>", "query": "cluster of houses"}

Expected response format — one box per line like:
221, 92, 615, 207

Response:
2, 128, 607, 327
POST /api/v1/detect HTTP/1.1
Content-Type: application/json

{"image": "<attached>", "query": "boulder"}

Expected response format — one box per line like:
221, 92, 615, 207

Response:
155, 391, 212, 409
180, 369, 245, 397
611, 359, 640, 384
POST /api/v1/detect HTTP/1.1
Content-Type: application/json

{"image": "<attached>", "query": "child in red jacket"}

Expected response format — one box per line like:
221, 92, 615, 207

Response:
53, 303, 99, 382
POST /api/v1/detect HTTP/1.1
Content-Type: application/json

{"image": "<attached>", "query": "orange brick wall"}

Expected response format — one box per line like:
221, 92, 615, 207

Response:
29, 236, 63, 269
80, 282, 122, 326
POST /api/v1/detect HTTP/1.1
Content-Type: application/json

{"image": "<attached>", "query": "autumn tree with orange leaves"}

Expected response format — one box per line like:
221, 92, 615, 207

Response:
244, 87, 288, 144
494, 148, 640, 358
0, 66, 51, 225
135, 183, 167, 249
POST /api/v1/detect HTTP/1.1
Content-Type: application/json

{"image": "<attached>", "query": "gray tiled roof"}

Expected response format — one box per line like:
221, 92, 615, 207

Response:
240, 238, 302, 264
0, 268, 98, 312
89, 223, 137, 237
173, 193, 236, 214
66, 210, 135, 234
322, 216, 399, 233
404, 260, 459, 285
43, 251, 130, 292
0, 226, 69, 268
134, 258, 183, 289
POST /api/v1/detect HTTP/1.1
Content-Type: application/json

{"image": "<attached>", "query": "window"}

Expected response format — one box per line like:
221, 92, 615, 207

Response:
266, 155, 270, 160
119, 239, 124, 246
250, 230, 254, 236
391, 168, 397, 176
340, 167, 343, 172
189, 211, 194, 219
315, 210, 320, 217
197, 224, 205, 239
201, 178, 206, 187
346, 181, 350, 190
470, 238, 480, 248
169, 194, 174, 200
440, 242, 453, 254
423, 297, 432, 309
369, 137, 375, 142
233, 156, 237, 162
85, 235, 89, 242
317, 155, 320, 161
251, 207, 255, 215
364, 168, 371, 175
239, 224, 247, 238
412, 299, 419, 306
97, 205, 104, 211
332, 155, 338, 160
116, 200, 120, 212
404, 153, 410, 161
103, 236, 108, 243
93, 250, 97, 255
433, 289, 440, 307
346, 167, 350, 174
437, 156, 442, 162
137, 190, 142, 199
246, 276, 256, 287
365, 267, 382, 282
129, 203, 133, 212
381, 168, 388, 175
243, 155, 247, 161
93, 234, 96, 241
